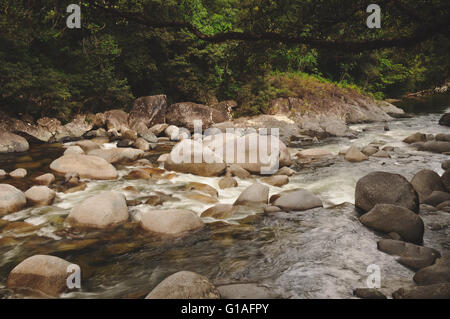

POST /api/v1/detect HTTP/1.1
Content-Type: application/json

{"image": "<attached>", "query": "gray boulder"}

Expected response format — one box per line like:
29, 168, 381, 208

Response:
139, 209, 204, 235
234, 183, 269, 206
411, 169, 446, 202
273, 188, 323, 212
413, 256, 450, 285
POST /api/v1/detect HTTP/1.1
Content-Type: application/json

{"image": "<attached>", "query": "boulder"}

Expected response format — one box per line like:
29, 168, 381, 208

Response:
67, 191, 129, 229
121, 129, 138, 141
10, 168, 27, 179
6, 255, 76, 297
133, 138, 150, 151
275, 166, 296, 176
74, 140, 100, 153
104, 109, 129, 131
201, 204, 237, 219
393, 283, 450, 299
355, 172, 419, 213
139, 209, 204, 235
64, 145, 84, 155
344, 146, 369, 162
377, 239, 440, 270
217, 283, 279, 299
145, 271, 220, 299
403, 132, 427, 144
0, 132, 29, 153
139, 130, 158, 143
415, 141, 450, 154
0, 184, 27, 216
413, 256, 450, 285
50, 154, 118, 180
87, 148, 144, 164
371, 150, 391, 158
164, 125, 180, 140
438, 113, 450, 127
361, 146, 379, 156
435, 133, 450, 142
359, 204, 424, 244
0, 169, 7, 179
25, 186, 56, 206
164, 140, 226, 177
442, 169, 450, 192
186, 193, 218, 204
411, 169, 447, 202
422, 191, 450, 207
128, 95, 167, 129
442, 160, 450, 171
186, 182, 218, 197
218, 176, 238, 189
234, 183, 269, 206
272, 188, 322, 212
353, 288, 386, 299
262, 175, 289, 187
150, 123, 169, 136
229, 164, 251, 179
165, 102, 228, 131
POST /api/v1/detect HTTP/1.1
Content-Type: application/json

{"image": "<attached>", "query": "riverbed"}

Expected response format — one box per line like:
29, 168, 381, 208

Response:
0, 101, 449, 299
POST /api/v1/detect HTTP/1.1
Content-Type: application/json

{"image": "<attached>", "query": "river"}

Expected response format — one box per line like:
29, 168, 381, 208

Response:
0, 97, 449, 299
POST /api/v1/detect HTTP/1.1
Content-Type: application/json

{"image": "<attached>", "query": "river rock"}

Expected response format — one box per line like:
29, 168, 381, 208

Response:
0, 184, 27, 216
423, 191, 450, 207
67, 191, 128, 229
74, 140, 100, 153
353, 288, 386, 299
262, 175, 289, 187
442, 160, 450, 171
361, 145, 379, 156
201, 204, 237, 219
411, 169, 447, 202
415, 141, 450, 154
371, 150, 391, 158
129, 95, 167, 129
393, 283, 450, 299
0, 132, 29, 153
146, 271, 220, 299
218, 176, 238, 189
88, 148, 144, 164
165, 102, 228, 131
435, 133, 450, 142
50, 154, 118, 180
403, 132, 427, 144
413, 256, 450, 285
439, 113, 450, 127
229, 164, 251, 179
442, 169, 450, 192
6, 255, 76, 297
9, 168, 27, 179
164, 125, 180, 140
64, 145, 84, 155
272, 188, 322, 212
139, 209, 204, 235
218, 283, 279, 299
0, 169, 7, 179
377, 239, 440, 270
355, 171, 419, 213
359, 204, 424, 244
121, 129, 138, 141
344, 146, 368, 162
164, 139, 226, 177
275, 166, 296, 176
157, 153, 169, 164
150, 123, 169, 136
104, 109, 129, 131
25, 186, 56, 206
296, 148, 332, 159
133, 138, 150, 151
234, 183, 269, 206
186, 182, 218, 197
139, 129, 158, 143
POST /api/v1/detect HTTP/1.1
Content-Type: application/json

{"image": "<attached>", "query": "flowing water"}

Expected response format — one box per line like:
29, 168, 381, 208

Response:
0, 99, 449, 299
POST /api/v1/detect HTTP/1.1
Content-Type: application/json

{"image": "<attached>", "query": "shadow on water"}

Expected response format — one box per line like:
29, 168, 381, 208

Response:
393, 94, 450, 114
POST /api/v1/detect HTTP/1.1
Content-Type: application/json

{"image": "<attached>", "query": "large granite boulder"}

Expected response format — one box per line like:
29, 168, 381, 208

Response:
50, 154, 118, 180
0, 184, 27, 216
128, 95, 167, 129
0, 132, 29, 153
165, 102, 228, 131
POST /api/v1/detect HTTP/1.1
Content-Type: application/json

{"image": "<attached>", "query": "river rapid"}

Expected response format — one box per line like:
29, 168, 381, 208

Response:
0, 102, 449, 299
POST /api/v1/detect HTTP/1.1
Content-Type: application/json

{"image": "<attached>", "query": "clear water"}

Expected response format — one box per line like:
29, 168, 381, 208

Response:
0, 104, 449, 299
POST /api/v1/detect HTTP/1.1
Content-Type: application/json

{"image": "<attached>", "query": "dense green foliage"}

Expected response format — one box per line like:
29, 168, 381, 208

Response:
0, 0, 448, 119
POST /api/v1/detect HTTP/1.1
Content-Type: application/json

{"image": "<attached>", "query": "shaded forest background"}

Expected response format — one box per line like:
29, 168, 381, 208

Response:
0, 0, 449, 120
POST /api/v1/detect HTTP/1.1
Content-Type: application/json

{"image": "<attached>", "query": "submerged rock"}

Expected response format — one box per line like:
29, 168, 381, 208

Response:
145, 271, 220, 299
355, 171, 419, 213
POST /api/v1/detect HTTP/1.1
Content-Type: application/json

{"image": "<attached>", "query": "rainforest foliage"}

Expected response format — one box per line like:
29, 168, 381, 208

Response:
0, 0, 449, 119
